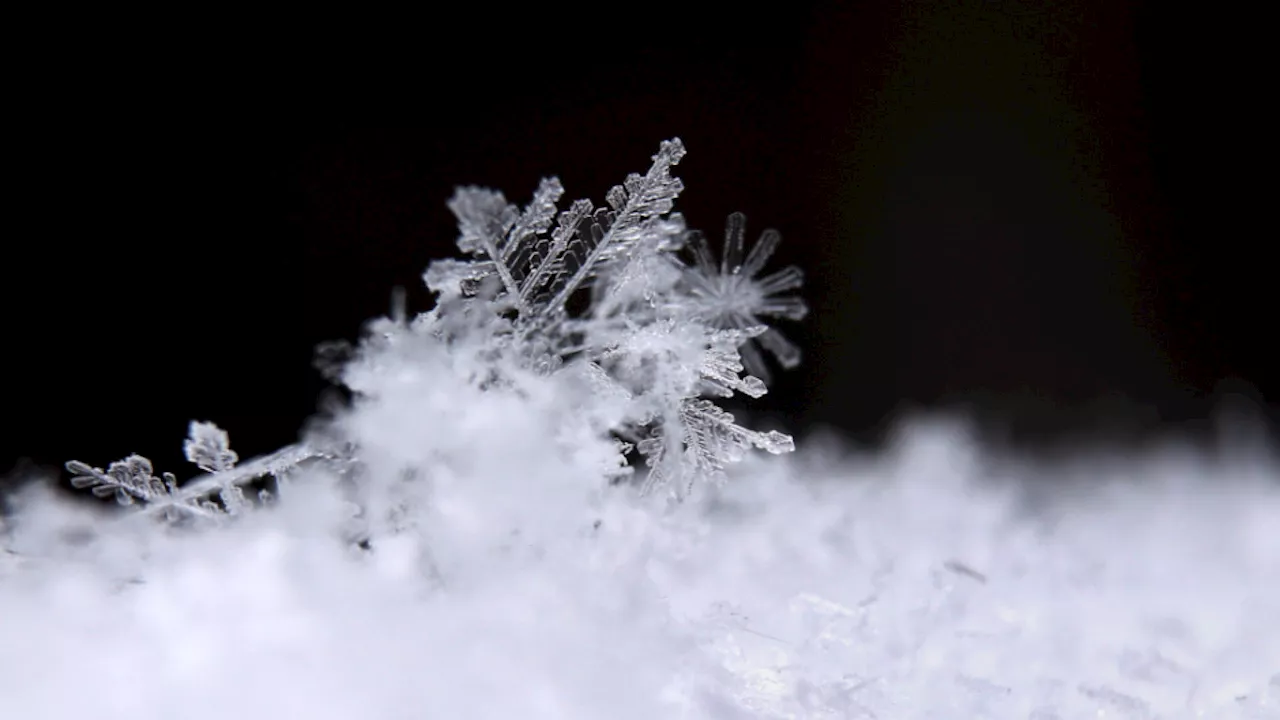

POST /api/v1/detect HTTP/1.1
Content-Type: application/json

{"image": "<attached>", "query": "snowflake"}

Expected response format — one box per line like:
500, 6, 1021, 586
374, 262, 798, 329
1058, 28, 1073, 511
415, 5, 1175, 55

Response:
680, 212, 808, 385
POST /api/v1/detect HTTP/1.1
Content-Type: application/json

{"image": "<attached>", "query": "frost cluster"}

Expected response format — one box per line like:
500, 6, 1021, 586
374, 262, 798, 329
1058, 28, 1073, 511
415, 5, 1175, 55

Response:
60, 139, 806, 521
2, 141, 1276, 719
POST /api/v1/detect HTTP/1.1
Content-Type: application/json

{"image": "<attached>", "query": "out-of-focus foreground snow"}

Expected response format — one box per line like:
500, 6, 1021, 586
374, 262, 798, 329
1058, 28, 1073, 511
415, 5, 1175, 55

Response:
2, 420, 1277, 719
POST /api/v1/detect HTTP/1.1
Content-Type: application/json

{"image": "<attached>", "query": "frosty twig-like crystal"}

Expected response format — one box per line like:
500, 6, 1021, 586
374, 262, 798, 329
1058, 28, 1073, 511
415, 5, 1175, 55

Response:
67, 422, 335, 522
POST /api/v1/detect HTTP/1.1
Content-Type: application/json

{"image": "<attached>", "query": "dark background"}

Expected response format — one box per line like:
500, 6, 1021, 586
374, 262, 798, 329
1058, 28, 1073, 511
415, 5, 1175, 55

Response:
4, 1, 1273, 486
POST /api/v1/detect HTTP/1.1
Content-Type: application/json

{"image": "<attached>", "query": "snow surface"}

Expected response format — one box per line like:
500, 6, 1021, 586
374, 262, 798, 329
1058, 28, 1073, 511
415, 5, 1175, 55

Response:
3, 419, 1277, 719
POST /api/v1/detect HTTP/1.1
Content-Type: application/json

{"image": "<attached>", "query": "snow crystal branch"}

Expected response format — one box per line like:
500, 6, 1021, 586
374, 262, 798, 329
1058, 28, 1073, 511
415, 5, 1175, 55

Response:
67, 422, 337, 523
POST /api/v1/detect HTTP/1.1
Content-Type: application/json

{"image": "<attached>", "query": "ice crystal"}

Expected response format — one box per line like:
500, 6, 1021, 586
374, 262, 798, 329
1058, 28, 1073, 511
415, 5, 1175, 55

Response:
66, 138, 806, 514
679, 211, 808, 385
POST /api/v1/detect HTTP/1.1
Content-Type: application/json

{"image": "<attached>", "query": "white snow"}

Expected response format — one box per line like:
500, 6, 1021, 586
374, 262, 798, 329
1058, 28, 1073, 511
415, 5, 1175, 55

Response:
3, 418, 1277, 719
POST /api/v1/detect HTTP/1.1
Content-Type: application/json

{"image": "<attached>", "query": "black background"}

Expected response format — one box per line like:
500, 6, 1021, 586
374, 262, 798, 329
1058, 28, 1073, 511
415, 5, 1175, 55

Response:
4, 1, 1273, 487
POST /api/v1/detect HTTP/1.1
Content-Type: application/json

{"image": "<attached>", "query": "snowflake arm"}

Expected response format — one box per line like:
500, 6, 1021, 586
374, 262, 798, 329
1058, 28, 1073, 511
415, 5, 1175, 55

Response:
516, 197, 593, 310
638, 398, 794, 499
427, 139, 687, 326
67, 421, 334, 523
136, 440, 332, 521
430, 177, 579, 314
697, 326, 769, 399
540, 138, 686, 319
66, 454, 182, 509
620, 322, 791, 498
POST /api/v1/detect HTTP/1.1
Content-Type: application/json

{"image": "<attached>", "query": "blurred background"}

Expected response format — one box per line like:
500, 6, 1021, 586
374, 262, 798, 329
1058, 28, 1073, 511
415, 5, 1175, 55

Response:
3, 0, 1272, 483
